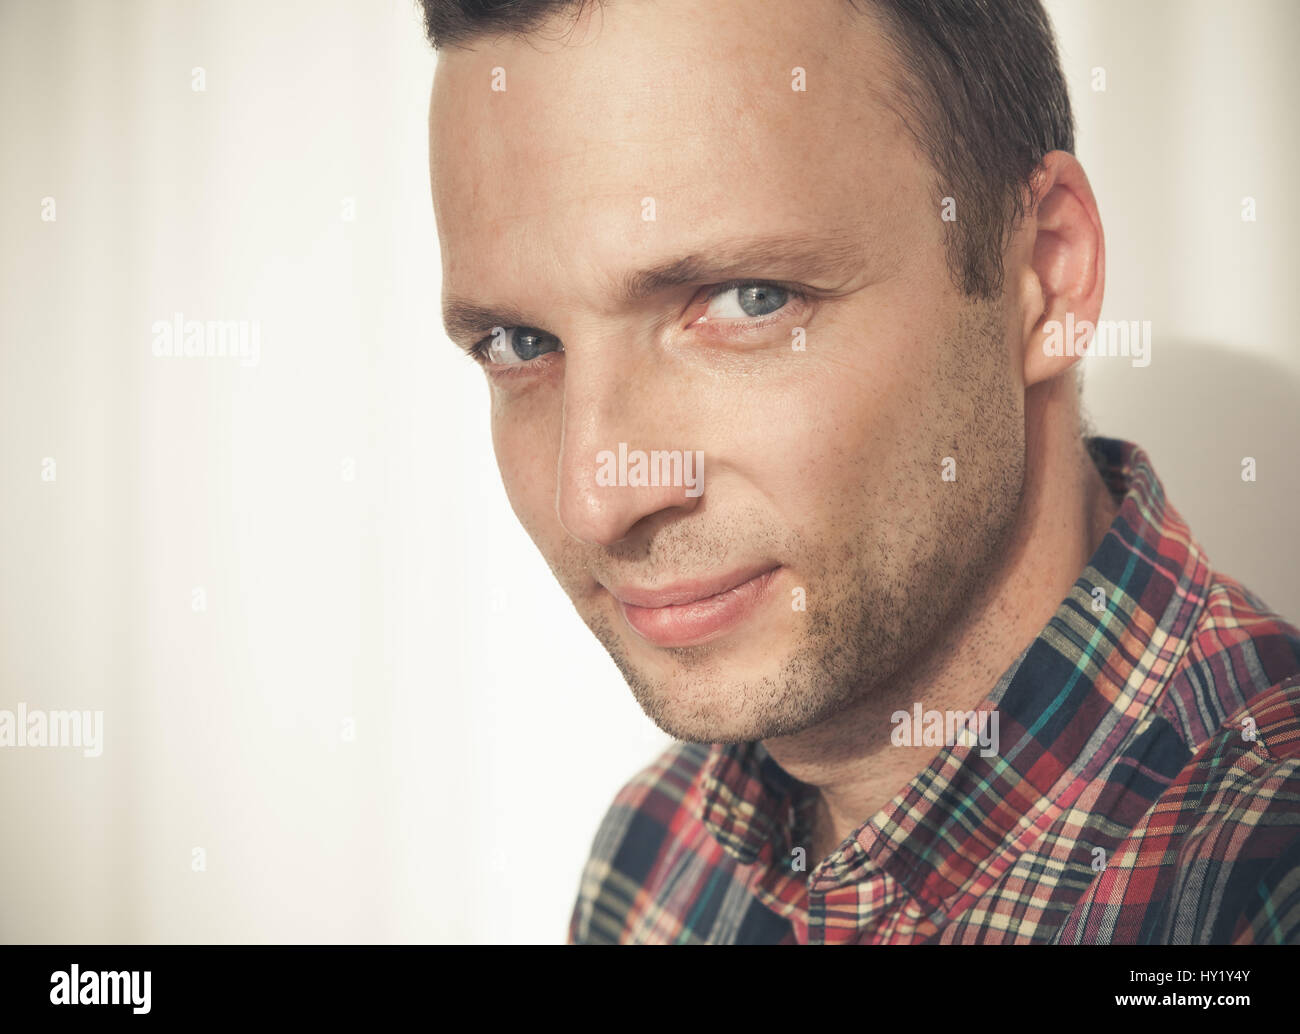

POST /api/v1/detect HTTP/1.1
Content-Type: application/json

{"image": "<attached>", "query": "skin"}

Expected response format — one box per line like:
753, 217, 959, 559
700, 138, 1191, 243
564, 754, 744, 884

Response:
429, 0, 1118, 864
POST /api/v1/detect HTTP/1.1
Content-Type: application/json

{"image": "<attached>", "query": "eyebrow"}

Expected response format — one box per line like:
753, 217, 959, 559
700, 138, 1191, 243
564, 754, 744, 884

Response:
441, 228, 869, 348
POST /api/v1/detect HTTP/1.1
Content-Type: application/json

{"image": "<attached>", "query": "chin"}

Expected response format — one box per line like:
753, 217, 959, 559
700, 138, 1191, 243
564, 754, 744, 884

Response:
584, 604, 842, 741
641, 703, 764, 745
625, 664, 824, 745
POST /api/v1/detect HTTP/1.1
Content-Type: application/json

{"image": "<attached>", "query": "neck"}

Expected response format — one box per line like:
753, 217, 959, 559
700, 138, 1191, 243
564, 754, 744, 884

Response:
763, 374, 1121, 861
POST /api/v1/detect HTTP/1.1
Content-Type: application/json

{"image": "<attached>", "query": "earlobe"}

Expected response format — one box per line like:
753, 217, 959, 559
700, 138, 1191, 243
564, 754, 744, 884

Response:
1017, 152, 1105, 388
1018, 265, 1046, 365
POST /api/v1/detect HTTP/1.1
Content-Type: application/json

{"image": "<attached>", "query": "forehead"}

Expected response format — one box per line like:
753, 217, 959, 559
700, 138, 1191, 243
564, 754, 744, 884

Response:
429, 0, 920, 307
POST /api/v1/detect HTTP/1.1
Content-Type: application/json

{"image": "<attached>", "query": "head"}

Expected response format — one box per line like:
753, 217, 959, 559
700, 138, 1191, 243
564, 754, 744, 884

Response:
426, 0, 1104, 742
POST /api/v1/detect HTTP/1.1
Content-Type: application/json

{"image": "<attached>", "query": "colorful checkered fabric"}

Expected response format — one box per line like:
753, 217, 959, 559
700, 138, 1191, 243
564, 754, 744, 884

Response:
567, 438, 1300, 944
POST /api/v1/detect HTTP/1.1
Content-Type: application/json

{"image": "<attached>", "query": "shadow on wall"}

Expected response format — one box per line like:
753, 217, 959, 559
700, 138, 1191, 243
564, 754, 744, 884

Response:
1083, 341, 1300, 624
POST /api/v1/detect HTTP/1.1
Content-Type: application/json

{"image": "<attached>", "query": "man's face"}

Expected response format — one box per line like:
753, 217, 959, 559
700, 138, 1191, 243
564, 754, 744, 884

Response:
430, 0, 1027, 742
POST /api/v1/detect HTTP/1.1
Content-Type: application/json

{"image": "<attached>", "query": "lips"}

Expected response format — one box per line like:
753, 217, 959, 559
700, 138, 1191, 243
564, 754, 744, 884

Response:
607, 564, 782, 648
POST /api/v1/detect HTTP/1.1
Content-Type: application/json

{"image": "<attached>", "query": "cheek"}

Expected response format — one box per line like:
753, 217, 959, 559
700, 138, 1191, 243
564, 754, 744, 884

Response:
721, 351, 910, 499
490, 398, 562, 544
717, 316, 960, 551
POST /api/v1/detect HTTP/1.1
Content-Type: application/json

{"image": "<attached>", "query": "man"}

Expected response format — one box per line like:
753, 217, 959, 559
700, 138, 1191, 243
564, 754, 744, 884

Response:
423, 0, 1300, 943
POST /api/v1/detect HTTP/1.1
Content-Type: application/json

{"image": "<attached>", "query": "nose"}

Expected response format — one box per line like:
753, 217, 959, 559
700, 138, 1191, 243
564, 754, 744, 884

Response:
555, 353, 703, 546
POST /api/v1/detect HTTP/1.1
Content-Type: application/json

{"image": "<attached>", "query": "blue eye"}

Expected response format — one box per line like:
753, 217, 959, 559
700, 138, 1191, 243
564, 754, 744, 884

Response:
703, 283, 792, 319
475, 326, 562, 365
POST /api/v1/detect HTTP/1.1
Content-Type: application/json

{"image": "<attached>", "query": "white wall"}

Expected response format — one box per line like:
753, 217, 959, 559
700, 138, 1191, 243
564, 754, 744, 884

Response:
1052, 0, 1300, 616
0, 0, 1295, 943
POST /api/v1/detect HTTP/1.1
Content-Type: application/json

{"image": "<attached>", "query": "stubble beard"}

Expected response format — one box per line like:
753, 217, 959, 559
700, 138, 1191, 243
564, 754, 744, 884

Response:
565, 300, 1026, 745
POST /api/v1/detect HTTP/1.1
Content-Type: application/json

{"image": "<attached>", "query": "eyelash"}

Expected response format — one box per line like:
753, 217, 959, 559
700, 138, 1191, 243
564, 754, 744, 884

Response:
466, 279, 809, 371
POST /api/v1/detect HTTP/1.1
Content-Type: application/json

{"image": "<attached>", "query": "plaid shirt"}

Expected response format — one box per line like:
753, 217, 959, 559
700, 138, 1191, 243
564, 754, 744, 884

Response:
567, 438, 1300, 944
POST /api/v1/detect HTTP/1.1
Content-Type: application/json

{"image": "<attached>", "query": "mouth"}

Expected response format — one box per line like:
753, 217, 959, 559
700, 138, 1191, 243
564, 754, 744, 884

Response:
606, 564, 782, 649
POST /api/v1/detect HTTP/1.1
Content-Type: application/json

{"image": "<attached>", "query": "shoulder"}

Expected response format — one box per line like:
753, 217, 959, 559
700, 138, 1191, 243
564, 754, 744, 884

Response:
566, 741, 715, 945
1157, 570, 1300, 748
1098, 675, 1300, 943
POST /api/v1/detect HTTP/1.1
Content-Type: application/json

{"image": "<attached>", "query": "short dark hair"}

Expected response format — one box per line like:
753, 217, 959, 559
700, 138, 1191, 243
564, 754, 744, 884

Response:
421, 0, 1074, 300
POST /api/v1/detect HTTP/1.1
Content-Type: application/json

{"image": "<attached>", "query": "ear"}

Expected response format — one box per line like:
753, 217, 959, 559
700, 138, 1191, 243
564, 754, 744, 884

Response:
1013, 151, 1105, 387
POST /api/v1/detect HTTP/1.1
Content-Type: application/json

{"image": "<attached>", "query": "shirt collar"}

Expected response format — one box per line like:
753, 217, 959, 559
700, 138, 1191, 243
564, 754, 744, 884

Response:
695, 437, 1215, 908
